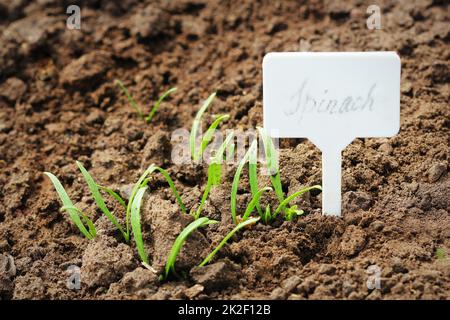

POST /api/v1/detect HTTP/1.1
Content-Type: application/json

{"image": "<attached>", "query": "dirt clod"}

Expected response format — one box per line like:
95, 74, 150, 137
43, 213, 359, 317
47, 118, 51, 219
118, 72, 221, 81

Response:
340, 225, 367, 257
81, 235, 137, 289
142, 195, 209, 273
107, 267, 159, 299
190, 259, 240, 292
60, 51, 114, 90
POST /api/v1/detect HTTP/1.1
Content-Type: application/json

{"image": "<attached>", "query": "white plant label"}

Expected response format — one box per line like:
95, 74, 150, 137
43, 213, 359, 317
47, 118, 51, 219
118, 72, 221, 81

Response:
263, 52, 401, 216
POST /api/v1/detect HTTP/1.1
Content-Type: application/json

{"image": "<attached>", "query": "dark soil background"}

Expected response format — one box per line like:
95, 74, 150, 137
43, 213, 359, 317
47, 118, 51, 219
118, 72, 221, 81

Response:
0, 0, 449, 300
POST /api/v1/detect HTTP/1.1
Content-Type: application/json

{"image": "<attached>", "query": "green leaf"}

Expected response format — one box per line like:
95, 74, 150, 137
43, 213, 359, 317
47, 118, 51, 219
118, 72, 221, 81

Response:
114, 79, 143, 118
163, 217, 218, 279
127, 164, 186, 237
263, 205, 272, 224
230, 141, 255, 225
44, 172, 95, 240
208, 162, 222, 186
210, 132, 234, 165
241, 187, 272, 221
194, 133, 234, 220
248, 140, 262, 216
199, 217, 259, 266
197, 114, 230, 160
61, 205, 97, 238
146, 87, 177, 123
274, 185, 322, 218
76, 161, 128, 242
285, 205, 305, 221
190, 92, 217, 161
257, 127, 284, 203
97, 185, 127, 209
131, 186, 148, 264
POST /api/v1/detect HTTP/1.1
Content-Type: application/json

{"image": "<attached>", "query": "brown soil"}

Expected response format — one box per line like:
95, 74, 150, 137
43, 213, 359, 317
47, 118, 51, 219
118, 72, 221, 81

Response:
0, 0, 449, 300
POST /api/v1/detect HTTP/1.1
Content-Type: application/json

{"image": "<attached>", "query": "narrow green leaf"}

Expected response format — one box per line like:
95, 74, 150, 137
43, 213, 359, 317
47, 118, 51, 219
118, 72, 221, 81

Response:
190, 92, 217, 161
263, 205, 272, 224
114, 79, 143, 118
199, 217, 260, 267
194, 133, 234, 220
231, 140, 256, 225
127, 164, 186, 236
146, 87, 177, 123
258, 127, 284, 203
164, 217, 218, 279
76, 161, 128, 242
97, 185, 127, 209
274, 185, 322, 217
248, 142, 263, 216
61, 205, 97, 238
241, 187, 272, 221
208, 162, 222, 186
197, 114, 230, 160
44, 172, 94, 240
131, 187, 148, 264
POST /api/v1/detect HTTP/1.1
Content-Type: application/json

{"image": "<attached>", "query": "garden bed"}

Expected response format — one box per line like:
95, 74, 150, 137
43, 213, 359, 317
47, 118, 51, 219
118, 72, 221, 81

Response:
0, 0, 448, 300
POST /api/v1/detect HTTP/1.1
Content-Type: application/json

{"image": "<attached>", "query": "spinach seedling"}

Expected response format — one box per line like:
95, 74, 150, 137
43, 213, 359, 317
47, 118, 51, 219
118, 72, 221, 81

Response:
199, 217, 259, 266
131, 186, 149, 264
114, 79, 177, 123
44, 172, 96, 240
162, 217, 218, 279
126, 164, 186, 244
189, 92, 230, 162
193, 132, 234, 220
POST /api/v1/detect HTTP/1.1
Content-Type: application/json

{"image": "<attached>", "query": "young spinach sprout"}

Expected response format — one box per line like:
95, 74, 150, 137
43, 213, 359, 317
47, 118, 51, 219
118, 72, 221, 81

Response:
193, 133, 234, 220
76, 161, 128, 242
189, 92, 229, 162
163, 217, 218, 279
114, 79, 176, 123
230, 140, 258, 224
131, 186, 149, 264
44, 172, 96, 240
241, 187, 272, 222
257, 127, 285, 203
146, 87, 177, 123
199, 217, 259, 266
273, 185, 322, 218
126, 164, 186, 242
248, 138, 262, 216
97, 185, 127, 209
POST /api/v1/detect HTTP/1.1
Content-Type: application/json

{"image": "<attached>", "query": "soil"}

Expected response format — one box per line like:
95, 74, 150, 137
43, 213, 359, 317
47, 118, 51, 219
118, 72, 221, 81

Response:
0, 0, 449, 300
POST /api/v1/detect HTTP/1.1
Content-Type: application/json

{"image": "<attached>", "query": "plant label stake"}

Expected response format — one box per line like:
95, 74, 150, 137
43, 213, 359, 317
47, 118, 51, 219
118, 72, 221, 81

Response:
263, 52, 401, 216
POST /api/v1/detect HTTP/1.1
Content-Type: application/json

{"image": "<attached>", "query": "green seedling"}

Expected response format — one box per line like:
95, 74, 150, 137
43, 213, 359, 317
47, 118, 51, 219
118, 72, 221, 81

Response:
47, 160, 184, 246
97, 185, 127, 209
230, 127, 322, 224
131, 186, 149, 264
163, 217, 218, 279
241, 187, 272, 221
189, 92, 229, 162
257, 127, 284, 203
44, 172, 96, 240
199, 217, 260, 266
126, 164, 186, 243
76, 161, 128, 242
193, 133, 234, 220
114, 79, 177, 123
231, 140, 254, 224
